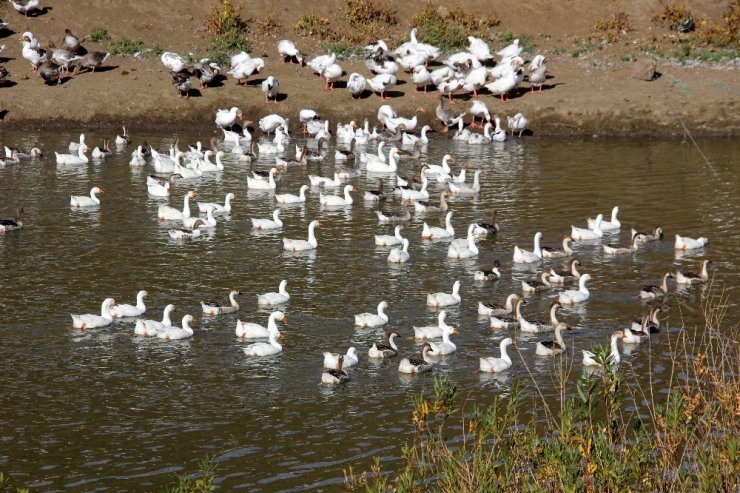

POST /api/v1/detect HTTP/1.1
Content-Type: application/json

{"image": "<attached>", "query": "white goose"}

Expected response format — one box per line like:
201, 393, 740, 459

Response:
257, 280, 290, 305
276, 184, 309, 204
161, 52, 187, 72
235, 310, 286, 339
320, 185, 355, 206
68, 133, 86, 151
56, 146, 89, 165
323, 347, 359, 369
413, 310, 451, 340
375, 225, 404, 247
421, 211, 454, 240
401, 175, 430, 202
70, 187, 103, 208
157, 315, 196, 340
571, 214, 603, 241
513, 232, 543, 263
674, 234, 709, 251
428, 324, 459, 356
448, 170, 481, 195
251, 209, 283, 230
479, 338, 515, 372
423, 154, 454, 177
182, 206, 215, 231
247, 168, 279, 190
135, 304, 176, 336
583, 332, 624, 367
71, 298, 116, 329
558, 273, 593, 304
198, 192, 234, 214
588, 206, 620, 231
366, 147, 399, 174
354, 301, 390, 327
308, 173, 341, 188
109, 290, 148, 318
402, 125, 431, 146
215, 107, 243, 128
243, 325, 282, 356
427, 280, 461, 308
447, 224, 479, 259
387, 238, 411, 263
283, 220, 321, 251
158, 191, 196, 220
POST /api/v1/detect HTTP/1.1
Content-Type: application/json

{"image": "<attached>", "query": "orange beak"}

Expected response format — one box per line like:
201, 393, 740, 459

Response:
238, 115, 243, 121
282, 316, 288, 324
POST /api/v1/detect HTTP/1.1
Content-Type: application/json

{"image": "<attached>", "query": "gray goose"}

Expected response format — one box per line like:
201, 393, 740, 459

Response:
73, 51, 109, 74
0, 207, 24, 233
436, 95, 465, 133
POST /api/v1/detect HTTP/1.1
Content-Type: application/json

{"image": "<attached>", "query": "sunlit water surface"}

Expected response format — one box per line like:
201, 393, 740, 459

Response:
0, 128, 737, 491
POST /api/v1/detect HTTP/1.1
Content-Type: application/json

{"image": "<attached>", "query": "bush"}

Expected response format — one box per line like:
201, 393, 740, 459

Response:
410, 2, 500, 50
89, 27, 110, 42
110, 38, 144, 56
592, 12, 632, 41
343, 0, 397, 41
294, 11, 332, 39
694, 0, 739, 48
652, 4, 694, 30
205, 0, 251, 65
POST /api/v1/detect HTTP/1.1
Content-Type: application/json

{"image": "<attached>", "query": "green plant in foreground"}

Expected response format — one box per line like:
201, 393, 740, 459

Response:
89, 27, 110, 42
166, 454, 216, 493
110, 37, 144, 56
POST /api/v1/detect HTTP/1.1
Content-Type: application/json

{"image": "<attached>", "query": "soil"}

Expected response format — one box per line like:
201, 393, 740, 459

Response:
0, 0, 737, 136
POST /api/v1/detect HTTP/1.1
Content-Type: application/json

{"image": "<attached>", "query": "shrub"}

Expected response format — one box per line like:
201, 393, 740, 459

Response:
110, 38, 144, 56
652, 4, 694, 30
294, 11, 332, 39
343, 0, 397, 41
150, 43, 165, 56
592, 12, 632, 41
205, 0, 251, 65
89, 27, 110, 42
410, 2, 500, 50
166, 455, 216, 493
252, 14, 282, 35
694, 1, 739, 48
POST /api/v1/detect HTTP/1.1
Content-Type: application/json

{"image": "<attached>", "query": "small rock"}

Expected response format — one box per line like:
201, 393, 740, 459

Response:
632, 58, 657, 81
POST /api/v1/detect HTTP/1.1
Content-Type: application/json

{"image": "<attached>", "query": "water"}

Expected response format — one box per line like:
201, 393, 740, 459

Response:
0, 128, 737, 491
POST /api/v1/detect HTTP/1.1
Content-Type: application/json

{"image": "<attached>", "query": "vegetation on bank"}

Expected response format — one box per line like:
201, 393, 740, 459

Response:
344, 289, 739, 492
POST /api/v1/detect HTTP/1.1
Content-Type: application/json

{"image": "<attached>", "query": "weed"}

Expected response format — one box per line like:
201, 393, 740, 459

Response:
592, 12, 632, 41
150, 43, 165, 57
205, 0, 251, 65
252, 14, 282, 35
497, 31, 535, 54
652, 4, 694, 30
694, 0, 740, 48
322, 42, 362, 59
410, 1, 500, 50
342, 0, 397, 43
571, 38, 597, 58
166, 454, 217, 493
294, 11, 332, 39
550, 46, 564, 56
620, 54, 637, 62
110, 38, 144, 57
89, 27, 110, 42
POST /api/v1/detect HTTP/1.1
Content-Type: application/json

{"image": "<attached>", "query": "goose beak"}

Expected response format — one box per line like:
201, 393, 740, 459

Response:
452, 329, 460, 335
282, 316, 288, 324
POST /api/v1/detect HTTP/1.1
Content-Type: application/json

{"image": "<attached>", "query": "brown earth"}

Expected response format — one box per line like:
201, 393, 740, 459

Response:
0, 0, 737, 136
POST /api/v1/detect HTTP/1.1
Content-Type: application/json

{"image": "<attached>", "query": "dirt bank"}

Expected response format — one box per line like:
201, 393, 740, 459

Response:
0, 0, 737, 136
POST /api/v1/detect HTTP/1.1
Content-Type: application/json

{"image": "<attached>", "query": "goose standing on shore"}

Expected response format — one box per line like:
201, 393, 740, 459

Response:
436, 96, 466, 133
277, 39, 304, 65
347, 72, 367, 98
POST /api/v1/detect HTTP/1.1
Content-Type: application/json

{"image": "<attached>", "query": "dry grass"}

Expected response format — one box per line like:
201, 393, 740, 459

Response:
410, 1, 500, 49
592, 12, 631, 41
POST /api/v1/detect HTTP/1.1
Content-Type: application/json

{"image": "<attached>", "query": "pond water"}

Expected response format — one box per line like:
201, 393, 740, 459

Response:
0, 127, 737, 491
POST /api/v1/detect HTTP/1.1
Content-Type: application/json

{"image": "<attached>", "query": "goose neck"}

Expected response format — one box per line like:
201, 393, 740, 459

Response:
610, 336, 621, 364
308, 222, 319, 244
500, 340, 512, 362
554, 327, 566, 348
515, 299, 523, 320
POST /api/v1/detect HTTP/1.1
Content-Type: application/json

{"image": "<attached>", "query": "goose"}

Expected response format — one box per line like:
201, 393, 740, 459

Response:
632, 306, 663, 334
161, 52, 187, 72
201, 289, 241, 315
361, 141, 386, 164
522, 272, 552, 294
109, 290, 148, 318
427, 280, 461, 308
639, 272, 674, 300
467, 35, 494, 63
256, 137, 285, 155
462, 66, 488, 97
320, 185, 355, 206
171, 70, 192, 98
369, 331, 400, 358
158, 191, 196, 220
411, 65, 432, 92
548, 259, 582, 284
308, 173, 341, 189
603, 233, 640, 255
676, 259, 711, 284
168, 223, 204, 239
197, 150, 225, 172
513, 232, 543, 263
228, 57, 265, 85
485, 69, 519, 102
571, 214, 603, 241
135, 304, 176, 336
474, 260, 503, 281
402, 125, 431, 146
473, 210, 499, 238
632, 226, 664, 244
322, 355, 349, 384
623, 316, 650, 344
354, 300, 390, 328
413, 310, 451, 340
236, 310, 286, 338
71, 298, 116, 329
335, 139, 357, 161
448, 170, 481, 195
198, 192, 234, 214
414, 191, 449, 213
583, 332, 624, 367
479, 338, 515, 372
251, 209, 283, 230
0, 208, 25, 233
307, 50, 336, 75
507, 113, 529, 136
542, 236, 573, 259
367, 73, 397, 100
374, 225, 404, 247
247, 168, 279, 190
21, 33, 47, 72
364, 179, 386, 202
323, 347, 359, 370
243, 325, 283, 356
588, 206, 620, 231
115, 127, 131, 146
675, 234, 709, 251
91, 140, 112, 159
518, 300, 562, 333
321, 63, 343, 91
73, 50, 110, 74
70, 187, 103, 208
559, 273, 593, 304
398, 343, 434, 374
283, 220, 321, 251
257, 280, 290, 305
367, 147, 399, 174
388, 238, 411, 263
436, 96, 465, 133
10, 0, 40, 15
468, 99, 491, 129
490, 297, 523, 329
421, 211, 454, 240
467, 122, 493, 144
423, 154, 454, 178
215, 107, 243, 128
536, 323, 569, 356
497, 39, 523, 59
437, 78, 463, 103
447, 223, 479, 259
528, 55, 547, 92
193, 58, 220, 88
395, 27, 441, 60
261, 75, 280, 103
376, 209, 411, 223
277, 39, 304, 65
275, 184, 309, 204
386, 107, 425, 133
428, 325, 459, 356
479, 293, 519, 317
347, 72, 366, 98
491, 115, 508, 142
157, 315, 196, 340
55, 146, 89, 165
37, 58, 62, 85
